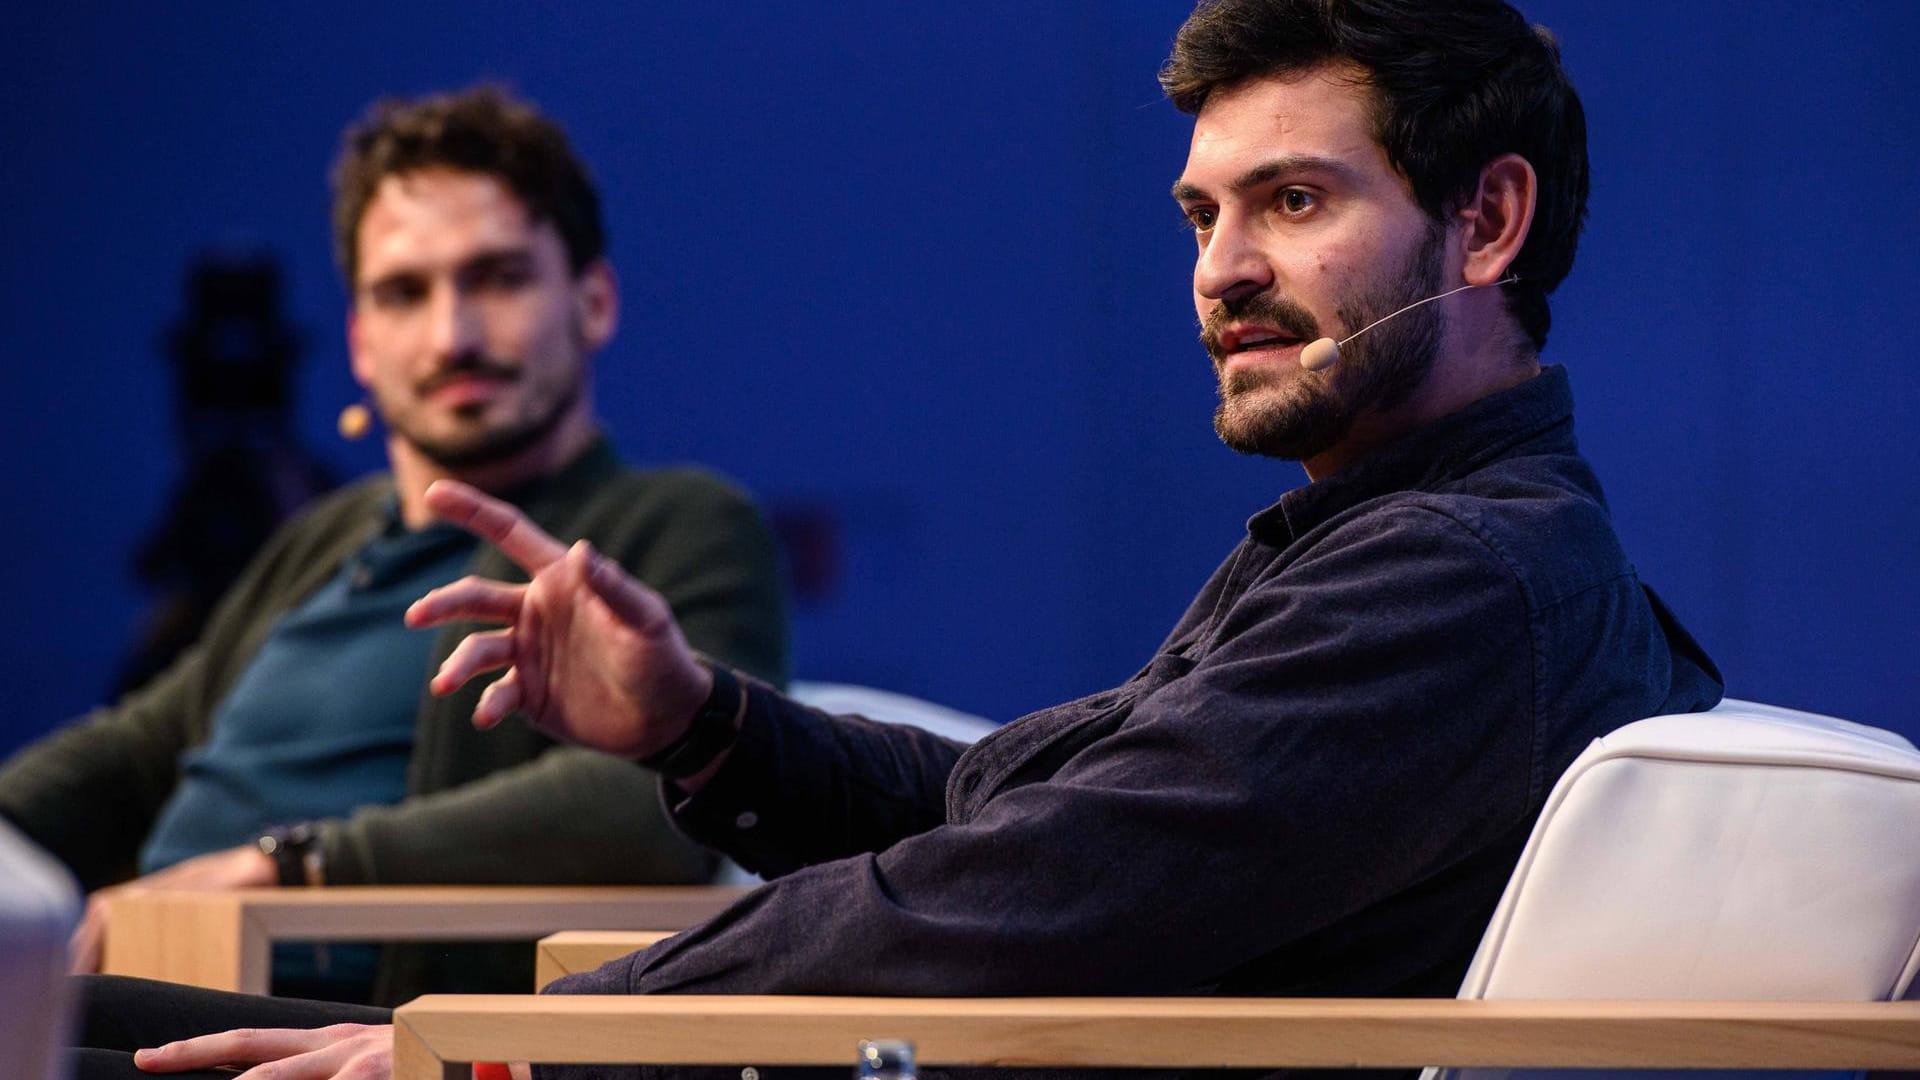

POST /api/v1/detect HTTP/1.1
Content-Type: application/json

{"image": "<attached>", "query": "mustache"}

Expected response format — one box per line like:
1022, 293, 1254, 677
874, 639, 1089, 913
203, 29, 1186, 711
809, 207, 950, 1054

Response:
1200, 291, 1323, 361
416, 354, 521, 395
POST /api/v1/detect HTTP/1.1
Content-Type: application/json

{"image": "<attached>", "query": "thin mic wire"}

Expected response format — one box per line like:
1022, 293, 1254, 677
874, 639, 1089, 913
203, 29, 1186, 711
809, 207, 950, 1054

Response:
1337, 274, 1520, 346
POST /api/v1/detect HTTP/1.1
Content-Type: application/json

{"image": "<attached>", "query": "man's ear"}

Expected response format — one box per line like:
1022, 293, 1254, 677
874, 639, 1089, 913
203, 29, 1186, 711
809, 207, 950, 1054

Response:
1456, 152, 1536, 286
346, 308, 374, 389
573, 259, 619, 352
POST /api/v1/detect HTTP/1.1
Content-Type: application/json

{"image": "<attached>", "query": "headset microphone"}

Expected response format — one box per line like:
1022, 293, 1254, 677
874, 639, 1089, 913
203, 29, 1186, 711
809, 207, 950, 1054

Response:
337, 400, 373, 440
1297, 274, 1519, 372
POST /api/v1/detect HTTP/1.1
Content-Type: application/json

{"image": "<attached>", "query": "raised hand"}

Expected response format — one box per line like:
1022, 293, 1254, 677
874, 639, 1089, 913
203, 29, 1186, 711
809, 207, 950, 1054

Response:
406, 479, 713, 759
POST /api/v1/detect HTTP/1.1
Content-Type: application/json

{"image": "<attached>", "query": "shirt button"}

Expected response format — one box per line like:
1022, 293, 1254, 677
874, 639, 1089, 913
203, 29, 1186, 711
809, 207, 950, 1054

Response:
741, 1068, 760, 1080
349, 564, 372, 590
734, 811, 759, 830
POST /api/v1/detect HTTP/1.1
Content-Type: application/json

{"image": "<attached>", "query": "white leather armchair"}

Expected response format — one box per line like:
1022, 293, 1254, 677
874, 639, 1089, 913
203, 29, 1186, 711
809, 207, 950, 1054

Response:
786, 680, 997, 742
1432, 698, 1920, 1080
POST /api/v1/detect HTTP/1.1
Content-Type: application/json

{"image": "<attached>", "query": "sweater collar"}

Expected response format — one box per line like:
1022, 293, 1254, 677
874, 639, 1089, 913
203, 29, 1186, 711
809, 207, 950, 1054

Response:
1247, 365, 1577, 546
373, 434, 622, 536
492, 434, 622, 521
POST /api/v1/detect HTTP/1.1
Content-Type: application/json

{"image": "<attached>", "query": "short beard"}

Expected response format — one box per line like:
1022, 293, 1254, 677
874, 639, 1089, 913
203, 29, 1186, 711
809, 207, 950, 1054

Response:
378, 335, 588, 471
1208, 223, 1447, 461
406, 373, 582, 470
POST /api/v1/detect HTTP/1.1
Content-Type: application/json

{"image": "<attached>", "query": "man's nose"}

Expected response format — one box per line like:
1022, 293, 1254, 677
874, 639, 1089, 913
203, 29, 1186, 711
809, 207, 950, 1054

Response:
1192, 216, 1273, 305
425, 286, 484, 361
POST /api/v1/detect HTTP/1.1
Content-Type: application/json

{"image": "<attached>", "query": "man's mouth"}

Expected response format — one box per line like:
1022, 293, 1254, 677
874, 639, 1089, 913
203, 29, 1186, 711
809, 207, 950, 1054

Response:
420, 368, 518, 406
1217, 325, 1306, 360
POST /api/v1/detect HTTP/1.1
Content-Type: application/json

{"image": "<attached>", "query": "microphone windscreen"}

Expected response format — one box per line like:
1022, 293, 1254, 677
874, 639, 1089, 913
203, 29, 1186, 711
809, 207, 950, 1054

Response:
337, 402, 373, 441
1299, 337, 1339, 372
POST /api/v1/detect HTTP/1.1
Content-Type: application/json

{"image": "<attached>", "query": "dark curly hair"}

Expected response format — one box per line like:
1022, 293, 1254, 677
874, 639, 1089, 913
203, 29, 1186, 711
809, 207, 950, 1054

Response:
330, 85, 604, 287
1161, 0, 1588, 350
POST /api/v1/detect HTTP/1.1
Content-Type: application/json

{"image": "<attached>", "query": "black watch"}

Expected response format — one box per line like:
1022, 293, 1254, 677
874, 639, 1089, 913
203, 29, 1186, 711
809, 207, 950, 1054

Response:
638, 665, 744, 780
257, 822, 325, 887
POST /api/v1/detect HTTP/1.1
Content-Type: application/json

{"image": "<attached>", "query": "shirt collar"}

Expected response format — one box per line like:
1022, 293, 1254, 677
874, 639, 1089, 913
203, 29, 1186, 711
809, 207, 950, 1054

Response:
1247, 364, 1577, 546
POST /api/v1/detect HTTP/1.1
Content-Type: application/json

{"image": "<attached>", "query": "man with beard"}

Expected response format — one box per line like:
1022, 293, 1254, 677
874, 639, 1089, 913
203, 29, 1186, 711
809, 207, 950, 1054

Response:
0, 87, 787, 1009
74, 2, 1722, 1078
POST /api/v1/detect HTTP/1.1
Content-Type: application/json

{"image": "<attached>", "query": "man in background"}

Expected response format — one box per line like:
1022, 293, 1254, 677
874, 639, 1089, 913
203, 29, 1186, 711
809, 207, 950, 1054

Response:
0, 86, 787, 1005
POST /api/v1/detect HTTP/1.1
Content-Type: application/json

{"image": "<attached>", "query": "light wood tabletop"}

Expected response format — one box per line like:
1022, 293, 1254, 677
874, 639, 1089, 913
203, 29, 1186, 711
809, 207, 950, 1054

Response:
390, 995, 1920, 1078
102, 885, 746, 995
535, 930, 678, 989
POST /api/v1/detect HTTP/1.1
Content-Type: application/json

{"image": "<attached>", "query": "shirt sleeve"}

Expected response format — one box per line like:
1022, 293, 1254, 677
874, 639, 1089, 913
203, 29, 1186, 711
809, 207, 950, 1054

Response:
544, 506, 1538, 1003
666, 682, 968, 878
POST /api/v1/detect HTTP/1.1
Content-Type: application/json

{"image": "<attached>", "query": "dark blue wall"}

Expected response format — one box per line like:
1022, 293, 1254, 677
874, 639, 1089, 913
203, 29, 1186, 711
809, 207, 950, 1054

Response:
3, 2, 1916, 754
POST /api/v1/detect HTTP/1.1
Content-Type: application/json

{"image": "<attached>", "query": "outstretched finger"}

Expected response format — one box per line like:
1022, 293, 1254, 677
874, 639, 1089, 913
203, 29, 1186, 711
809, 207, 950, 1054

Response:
431, 628, 518, 696
407, 576, 525, 629
425, 480, 568, 572
575, 540, 674, 633
473, 667, 525, 729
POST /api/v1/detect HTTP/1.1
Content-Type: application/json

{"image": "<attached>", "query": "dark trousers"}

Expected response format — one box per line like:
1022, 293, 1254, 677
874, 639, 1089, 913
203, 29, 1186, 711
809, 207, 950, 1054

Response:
70, 974, 390, 1080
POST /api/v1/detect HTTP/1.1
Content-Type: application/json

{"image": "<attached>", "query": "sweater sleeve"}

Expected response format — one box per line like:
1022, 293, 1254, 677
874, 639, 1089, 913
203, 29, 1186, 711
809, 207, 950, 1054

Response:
0, 643, 207, 890
322, 744, 716, 886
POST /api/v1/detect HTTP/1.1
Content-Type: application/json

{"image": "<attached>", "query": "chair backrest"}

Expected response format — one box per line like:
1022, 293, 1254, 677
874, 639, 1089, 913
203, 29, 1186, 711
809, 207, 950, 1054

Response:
1432, 700, 1920, 1080
0, 817, 82, 1080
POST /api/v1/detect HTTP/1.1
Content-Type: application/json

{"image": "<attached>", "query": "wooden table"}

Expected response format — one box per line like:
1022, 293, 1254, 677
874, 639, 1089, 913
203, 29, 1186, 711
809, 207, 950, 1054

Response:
536, 930, 676, 989
390, 996, 1920, 1078
102, 885, 745, 995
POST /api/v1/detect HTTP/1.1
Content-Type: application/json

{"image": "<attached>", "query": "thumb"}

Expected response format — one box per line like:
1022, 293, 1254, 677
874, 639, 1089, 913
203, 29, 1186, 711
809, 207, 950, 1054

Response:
69, 899, 105, 974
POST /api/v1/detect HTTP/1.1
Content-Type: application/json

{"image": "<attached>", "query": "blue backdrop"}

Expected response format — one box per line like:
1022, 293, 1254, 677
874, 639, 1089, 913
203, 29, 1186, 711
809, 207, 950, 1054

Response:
3, 2, 1916, 754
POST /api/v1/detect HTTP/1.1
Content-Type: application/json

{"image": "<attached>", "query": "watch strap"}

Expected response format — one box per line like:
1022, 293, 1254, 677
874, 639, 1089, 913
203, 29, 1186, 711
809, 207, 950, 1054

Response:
257, 822, 325, 887
638, 665, 744, 780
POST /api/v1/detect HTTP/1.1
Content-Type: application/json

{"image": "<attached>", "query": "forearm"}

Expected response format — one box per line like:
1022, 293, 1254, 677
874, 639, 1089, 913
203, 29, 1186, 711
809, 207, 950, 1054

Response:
318, 747, 714, 886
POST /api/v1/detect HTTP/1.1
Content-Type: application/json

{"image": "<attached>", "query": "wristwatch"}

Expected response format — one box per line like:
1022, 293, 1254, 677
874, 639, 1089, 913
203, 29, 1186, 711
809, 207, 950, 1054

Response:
637, 664, 744, 780
256, 822, 326, 887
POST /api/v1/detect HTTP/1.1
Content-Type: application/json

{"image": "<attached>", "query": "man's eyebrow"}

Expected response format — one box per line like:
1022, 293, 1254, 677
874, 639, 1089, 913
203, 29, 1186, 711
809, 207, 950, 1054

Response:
459, 245, 538, 270
360, 246, 538, 291
1172, 154, 1363, 201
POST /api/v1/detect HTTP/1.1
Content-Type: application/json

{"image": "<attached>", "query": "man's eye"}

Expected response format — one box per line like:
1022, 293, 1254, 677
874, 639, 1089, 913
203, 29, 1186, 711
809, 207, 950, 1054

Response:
1279, 189, 1316, 215
369, 282, 425, 308
1184, 206, 1217, 231
475, 265, 533, 291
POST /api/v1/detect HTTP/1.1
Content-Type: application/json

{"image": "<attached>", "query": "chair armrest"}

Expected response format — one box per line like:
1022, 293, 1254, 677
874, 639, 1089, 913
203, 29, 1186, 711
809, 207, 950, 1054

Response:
390, 995, 1920, 1078
103, 886, 746, 994
536, 931, 678, 989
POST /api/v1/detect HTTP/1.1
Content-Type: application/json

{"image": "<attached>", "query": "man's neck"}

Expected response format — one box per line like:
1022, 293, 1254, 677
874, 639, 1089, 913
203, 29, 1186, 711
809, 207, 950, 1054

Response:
1302, 335, 1539, 483
388, 411, 601, 529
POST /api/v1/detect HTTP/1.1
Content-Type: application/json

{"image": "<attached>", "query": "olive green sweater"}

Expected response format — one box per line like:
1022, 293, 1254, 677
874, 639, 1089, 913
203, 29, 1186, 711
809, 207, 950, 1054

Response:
0, 439, 787, 1001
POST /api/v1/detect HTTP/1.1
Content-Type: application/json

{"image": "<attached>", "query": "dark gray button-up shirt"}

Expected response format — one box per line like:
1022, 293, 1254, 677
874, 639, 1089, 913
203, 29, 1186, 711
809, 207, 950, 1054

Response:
542, 366, 1722, 1078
